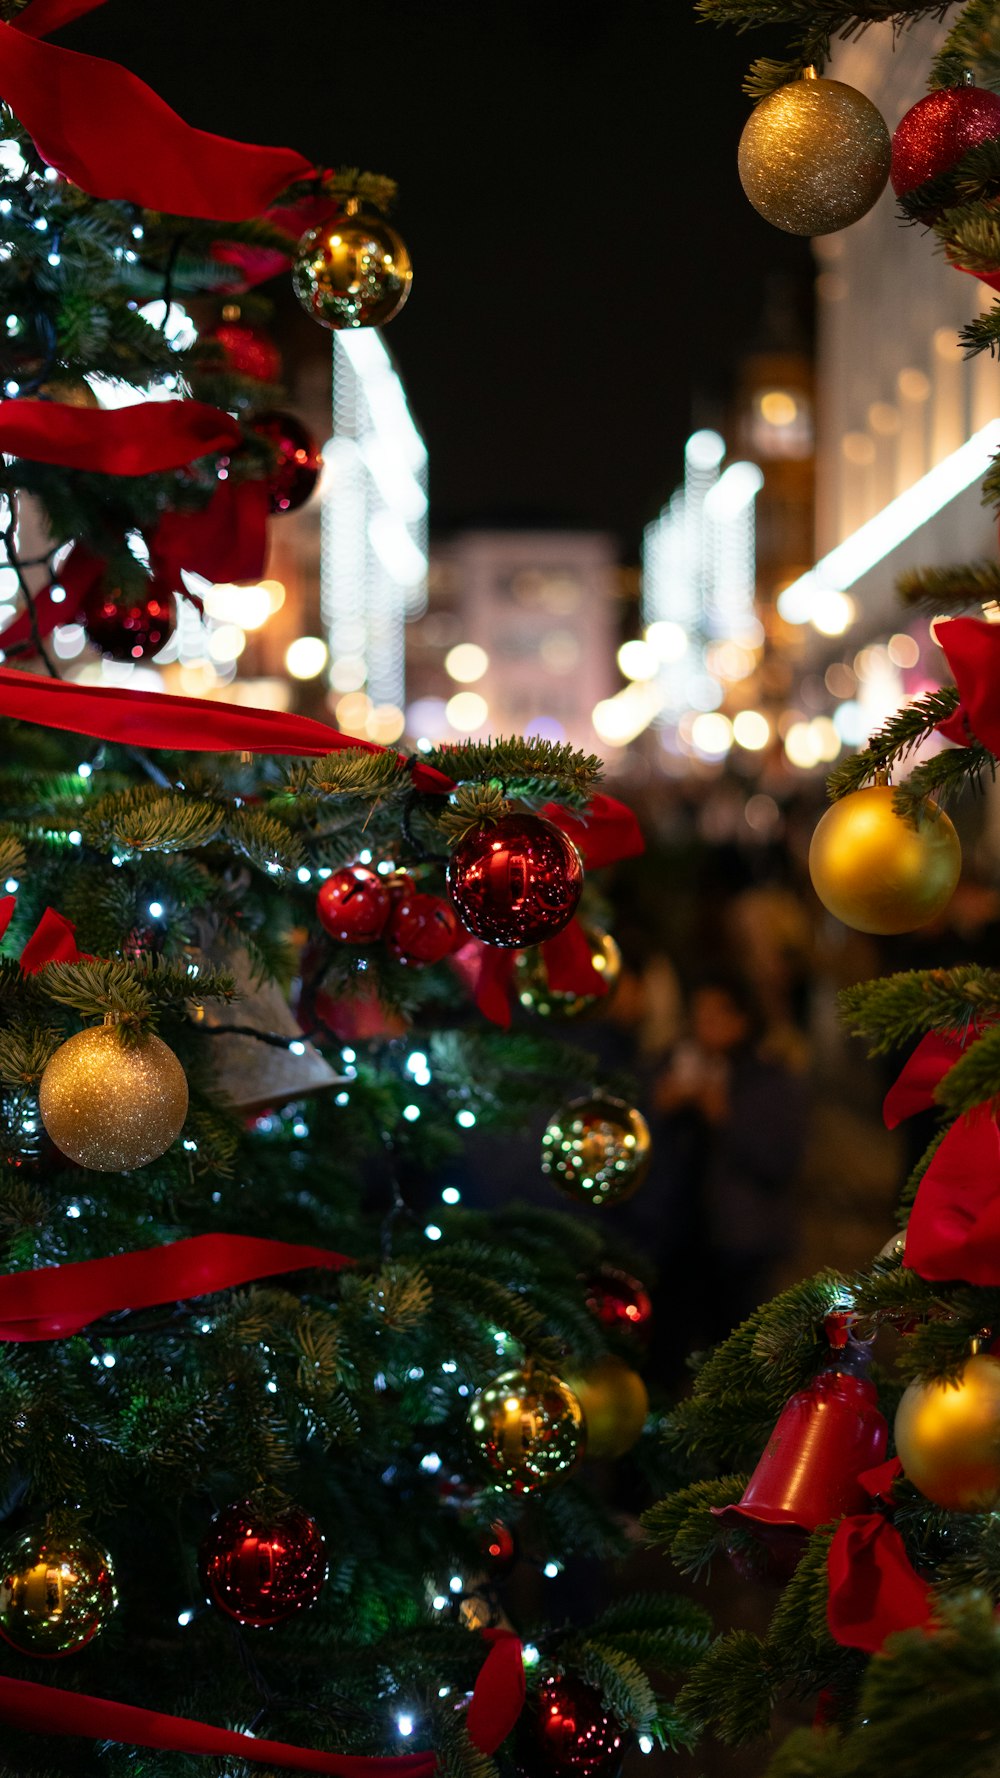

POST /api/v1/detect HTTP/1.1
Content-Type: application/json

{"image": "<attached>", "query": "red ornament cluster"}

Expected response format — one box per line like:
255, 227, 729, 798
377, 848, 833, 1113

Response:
446, 814, 584, 949
199, 1499, 327, 1627
316, 866, 461, 966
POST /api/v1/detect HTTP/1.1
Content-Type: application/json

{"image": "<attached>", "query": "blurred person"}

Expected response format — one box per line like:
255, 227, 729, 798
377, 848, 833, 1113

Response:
653, 973, 808, 1350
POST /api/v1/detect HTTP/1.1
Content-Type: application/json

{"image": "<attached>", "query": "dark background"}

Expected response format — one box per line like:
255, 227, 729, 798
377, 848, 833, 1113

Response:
64, 0, 811, 549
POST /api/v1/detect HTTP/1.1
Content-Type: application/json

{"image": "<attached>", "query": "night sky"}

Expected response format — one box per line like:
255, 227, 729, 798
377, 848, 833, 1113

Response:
64, 0, 811, 551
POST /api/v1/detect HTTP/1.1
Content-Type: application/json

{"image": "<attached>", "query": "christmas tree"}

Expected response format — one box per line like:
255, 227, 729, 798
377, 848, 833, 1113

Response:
642, 4, 1000, 1775
0, 4, 711, 1773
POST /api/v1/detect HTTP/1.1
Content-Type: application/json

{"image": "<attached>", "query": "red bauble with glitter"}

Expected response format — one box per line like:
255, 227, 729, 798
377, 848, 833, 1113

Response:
386, 890, 461, 965
891, 85, 1000, 201
446, 814, 583, 948
82, 572, 176, 662
520, 1675, 626, 1778
317, 867, 392, 943
251, 409, 323, 514
584, 1266, 653, 1339
208, 321, 281, 384
199, 1500, 327, 1627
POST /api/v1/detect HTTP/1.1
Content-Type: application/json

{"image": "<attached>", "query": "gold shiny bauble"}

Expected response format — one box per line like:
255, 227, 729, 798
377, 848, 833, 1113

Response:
541, 1095, 651, 1208
738, 71, 891, 236
39, 1025, 189, 1171
513, 927, 621, 1019
895, 1354, 1000, 1511
808, 785, 961, 935
292, 209, 412, 330
468, 1366, 585, 1494
0, 1527, 116, 1656
39, 377, 100, 408
563, 1356, 649, 1460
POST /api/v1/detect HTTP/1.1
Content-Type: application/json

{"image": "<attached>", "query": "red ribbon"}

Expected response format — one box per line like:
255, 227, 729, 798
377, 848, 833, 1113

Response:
0, 542, 104, 656
0, 1632, 522, 1770
0, 401, 241, 476
151, 478, 269, 589
0, 21, 314, 218
211, 185, 342, 293
826, 1513, 934, 1654
0, 895, 86, 971
0, 668, 452, 793
452, 796, 643, 1028
883, 1033, 1000, 1283
0, 1233, 354, 1341
935, 618, 1000, 754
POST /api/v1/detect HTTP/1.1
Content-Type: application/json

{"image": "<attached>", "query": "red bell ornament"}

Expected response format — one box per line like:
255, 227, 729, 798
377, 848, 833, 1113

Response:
520, 1674, 627, 1778
386, 890, 461, 966
82, 570, 176, 662
250, 409, 323, 514
711, 1367, 887, 1567
199, 1500, 327, 1627
316, 866, 392, 943
446, 813, 584, 948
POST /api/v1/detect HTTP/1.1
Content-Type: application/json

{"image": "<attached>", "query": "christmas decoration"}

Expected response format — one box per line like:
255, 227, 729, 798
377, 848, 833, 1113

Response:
894, 1352, 1000, 1511
316, 866, 393, 943
808, 784, 961, 934
206, 320, 281, 383
447, 814, 584, 949
199, 1499, 327, 1627
891, 84, 1000, 202
385, 889, 462, 966
563, 1356, 649, 1460
468, 1365, 585, 1494
0, 1527, 116, 1656
513, 926, 621, 1018
250, 409, 323, 514
38, 1023, 189, 1171
584, 1265, 652, 1337
39, 377, 100, 408
737, 68, 891, 235
519, 1673, 626, 1778
712, 1363, 888, 1564
189, 930, 337, 1115
81, 570, 176, 663
541, 1095, 651, 1208
481, 1518, 517, 1577
292, 205, 413, 330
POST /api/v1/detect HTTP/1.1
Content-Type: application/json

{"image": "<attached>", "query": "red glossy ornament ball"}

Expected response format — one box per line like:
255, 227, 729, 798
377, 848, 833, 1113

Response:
521, 1675, 626, 1778
208, 321, 281, 383
317, 866, 392, 943
481, 1518, 517, 1577
199, 1500, 327, 1627
891, 86, 1000, 200
251, 409, 323, 514
584, 1266, 653, 1338
446, 814, 583, 948
82, 573, 176, 662
386, 890, 461, 965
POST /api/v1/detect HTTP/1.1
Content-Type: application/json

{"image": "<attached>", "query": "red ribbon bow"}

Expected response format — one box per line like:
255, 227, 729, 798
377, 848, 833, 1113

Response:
2, 0, 315, 218
826, 1512, 934, 1654
0, 1629, 524, 1772
452, 795, 644, 1029
0, 401, 241, 476
0, 1233, 355, 1341
884, 1032, 1000, 1284
0, 895, 85, 971
935, 618, 1000, 754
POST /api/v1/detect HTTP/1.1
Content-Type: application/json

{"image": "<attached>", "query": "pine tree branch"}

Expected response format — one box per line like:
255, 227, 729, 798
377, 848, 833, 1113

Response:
840, 965, 1000, 1052
896, 560, 1000, 608
824, 689, 962, 800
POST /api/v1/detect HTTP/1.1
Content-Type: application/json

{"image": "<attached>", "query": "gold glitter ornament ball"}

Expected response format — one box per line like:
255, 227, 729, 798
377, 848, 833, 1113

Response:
541, 1094, 651, 1208
39, 1025, 189, 1171
738, 69, 891, 236
808, 785, 961, 935
468, 1366, 586, 1494
292, 207, 412, 330
513, 927, 621, 1019
895, 1353, 1000, 1512
0, 1526, 116, 1656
